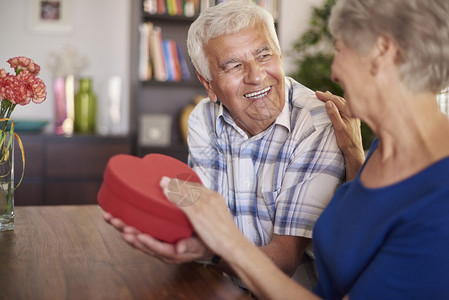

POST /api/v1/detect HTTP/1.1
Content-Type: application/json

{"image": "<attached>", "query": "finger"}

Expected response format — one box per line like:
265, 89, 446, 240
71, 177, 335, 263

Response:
325, 91, 346, 111
109, 217, 128, 232
160, 176, 171, 195
315, 90, 338, 102
315, 90, 329, 102
175, 236, 202, 254
316, 90, 347, 112
103, 211, 113, 222
325, 101, 346, 132
122, 232, 156, 256
176, 240, 187, 254
137, 233, 178, 257
122, 225, 141, 235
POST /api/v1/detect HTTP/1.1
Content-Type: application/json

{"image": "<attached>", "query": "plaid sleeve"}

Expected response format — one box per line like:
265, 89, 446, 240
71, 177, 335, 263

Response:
274, 121, 345, 238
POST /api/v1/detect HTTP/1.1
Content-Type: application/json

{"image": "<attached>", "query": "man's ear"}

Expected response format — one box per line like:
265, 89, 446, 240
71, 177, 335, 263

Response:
196, 71, 218, 103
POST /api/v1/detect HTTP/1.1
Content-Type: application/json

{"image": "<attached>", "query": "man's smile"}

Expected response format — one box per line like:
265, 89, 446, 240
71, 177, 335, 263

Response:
244, 86, 271, 99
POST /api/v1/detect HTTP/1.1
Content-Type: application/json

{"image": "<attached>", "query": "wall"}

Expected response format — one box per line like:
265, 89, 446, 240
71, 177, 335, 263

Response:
279, 0, 326, 75
0, 0, 323, 135
0, 0, 131, 134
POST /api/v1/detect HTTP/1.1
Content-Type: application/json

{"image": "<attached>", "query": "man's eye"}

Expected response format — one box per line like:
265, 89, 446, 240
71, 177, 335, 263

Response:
225, 64, 241, 71
258, 53, 272, 61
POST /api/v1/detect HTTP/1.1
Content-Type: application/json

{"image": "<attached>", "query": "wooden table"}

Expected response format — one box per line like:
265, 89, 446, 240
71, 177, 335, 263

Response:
0, 205, 250, 299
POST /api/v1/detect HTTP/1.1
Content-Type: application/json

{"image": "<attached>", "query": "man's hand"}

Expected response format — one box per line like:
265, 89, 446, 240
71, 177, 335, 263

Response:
315, 91, 365, 181
103, 212, 213, 264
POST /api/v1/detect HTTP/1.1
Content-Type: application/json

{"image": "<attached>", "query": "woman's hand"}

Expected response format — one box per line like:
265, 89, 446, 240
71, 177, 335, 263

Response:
316, 91, 365, 181
160, 177, 245, 256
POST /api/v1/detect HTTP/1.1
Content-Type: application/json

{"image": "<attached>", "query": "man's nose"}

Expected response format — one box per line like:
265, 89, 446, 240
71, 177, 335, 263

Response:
245, 61, 264, 84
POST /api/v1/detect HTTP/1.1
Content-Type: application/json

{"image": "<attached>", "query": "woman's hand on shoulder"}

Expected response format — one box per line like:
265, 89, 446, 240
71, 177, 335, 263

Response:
316, 91, 365, 181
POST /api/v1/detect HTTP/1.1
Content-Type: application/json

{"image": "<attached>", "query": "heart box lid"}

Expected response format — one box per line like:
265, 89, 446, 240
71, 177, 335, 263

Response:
97, 153, 202, 243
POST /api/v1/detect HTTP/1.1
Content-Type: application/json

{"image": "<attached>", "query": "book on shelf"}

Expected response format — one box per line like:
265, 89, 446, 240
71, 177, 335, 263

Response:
157, 0, 167, 14
138, 22, 153, 81
152, 26, 168, 81
176, 43, 191, 80
166, 0, 177, 16
139, 22, 192, 82
143, 0, 278, 19
163, 40, 175, 81
143, 0, 157, 14
142, 0, 201, 17
184, 0, 198, 17
170, 40, 183, 81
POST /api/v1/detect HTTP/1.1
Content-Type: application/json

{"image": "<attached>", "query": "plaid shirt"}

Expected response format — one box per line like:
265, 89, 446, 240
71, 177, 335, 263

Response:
187, 77, 345, 246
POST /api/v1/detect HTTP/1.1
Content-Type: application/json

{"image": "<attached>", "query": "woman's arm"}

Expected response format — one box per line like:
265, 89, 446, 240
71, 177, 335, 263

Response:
160, 177, 320, 300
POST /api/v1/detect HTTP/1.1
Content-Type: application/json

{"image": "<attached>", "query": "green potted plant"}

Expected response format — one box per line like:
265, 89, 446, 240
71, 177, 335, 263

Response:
289, 0, 374, 150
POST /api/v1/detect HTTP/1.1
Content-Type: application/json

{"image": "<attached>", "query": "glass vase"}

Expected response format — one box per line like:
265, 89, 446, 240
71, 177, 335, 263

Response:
0, 131, 14, 231
74, 78, 97, 134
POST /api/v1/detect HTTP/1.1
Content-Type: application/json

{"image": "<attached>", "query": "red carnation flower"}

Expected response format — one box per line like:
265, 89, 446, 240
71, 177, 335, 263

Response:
7, 56, 41, 76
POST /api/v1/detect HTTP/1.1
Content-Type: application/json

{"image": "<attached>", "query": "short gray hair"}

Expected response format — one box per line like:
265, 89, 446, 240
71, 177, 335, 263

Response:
329, 0, 449, 93
187, 0, 280, 81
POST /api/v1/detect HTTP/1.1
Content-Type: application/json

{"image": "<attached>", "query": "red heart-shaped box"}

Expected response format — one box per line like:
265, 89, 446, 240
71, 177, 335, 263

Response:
97, 153, 202, 243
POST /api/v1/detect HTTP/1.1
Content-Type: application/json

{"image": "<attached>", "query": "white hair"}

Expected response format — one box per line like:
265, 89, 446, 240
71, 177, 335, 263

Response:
187, 0, 280, 81
329, 0, 449, 93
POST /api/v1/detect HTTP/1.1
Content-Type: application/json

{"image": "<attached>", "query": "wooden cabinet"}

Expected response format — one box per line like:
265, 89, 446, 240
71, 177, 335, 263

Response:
14, 134, 131, 206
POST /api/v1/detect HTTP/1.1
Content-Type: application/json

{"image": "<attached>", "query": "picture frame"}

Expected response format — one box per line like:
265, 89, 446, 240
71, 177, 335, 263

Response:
138, 114, 173, 147
28, 0, 73, 34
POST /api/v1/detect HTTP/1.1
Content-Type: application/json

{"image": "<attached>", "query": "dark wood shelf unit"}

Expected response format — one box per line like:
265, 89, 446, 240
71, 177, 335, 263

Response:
131, 0, 205, 155
141, 79, 201, 87
138, 144, 189, 163
13, 134, 132, 206
142, 13, 197, 23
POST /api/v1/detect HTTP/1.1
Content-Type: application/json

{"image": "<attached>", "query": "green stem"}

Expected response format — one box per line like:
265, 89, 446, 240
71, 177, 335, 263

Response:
0, 100, 16, 132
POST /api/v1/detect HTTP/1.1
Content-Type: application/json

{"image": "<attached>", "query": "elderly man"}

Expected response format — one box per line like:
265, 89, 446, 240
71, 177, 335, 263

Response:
105, 0, 346, 290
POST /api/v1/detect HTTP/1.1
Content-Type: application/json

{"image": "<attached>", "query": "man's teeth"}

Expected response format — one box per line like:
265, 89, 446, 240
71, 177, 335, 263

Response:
244, 87, 271, 99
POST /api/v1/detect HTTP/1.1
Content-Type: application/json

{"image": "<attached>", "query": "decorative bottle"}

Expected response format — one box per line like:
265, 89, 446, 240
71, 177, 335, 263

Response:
74, 78, 97, 134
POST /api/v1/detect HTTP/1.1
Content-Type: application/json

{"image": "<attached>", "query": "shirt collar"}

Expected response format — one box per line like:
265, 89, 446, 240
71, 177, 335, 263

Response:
275, 97, 291, 132
215, 104, 248, 137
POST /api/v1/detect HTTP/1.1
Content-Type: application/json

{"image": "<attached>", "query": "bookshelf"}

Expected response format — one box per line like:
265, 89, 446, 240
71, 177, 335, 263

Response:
131, 0, 279, 161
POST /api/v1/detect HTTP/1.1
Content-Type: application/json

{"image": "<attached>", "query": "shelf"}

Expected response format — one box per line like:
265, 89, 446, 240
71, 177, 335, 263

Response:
141, 79, 201, 87
142, 13, 197, 23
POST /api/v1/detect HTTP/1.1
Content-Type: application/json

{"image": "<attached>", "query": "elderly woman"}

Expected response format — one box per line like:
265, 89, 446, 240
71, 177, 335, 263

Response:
161, 0, 449, 298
